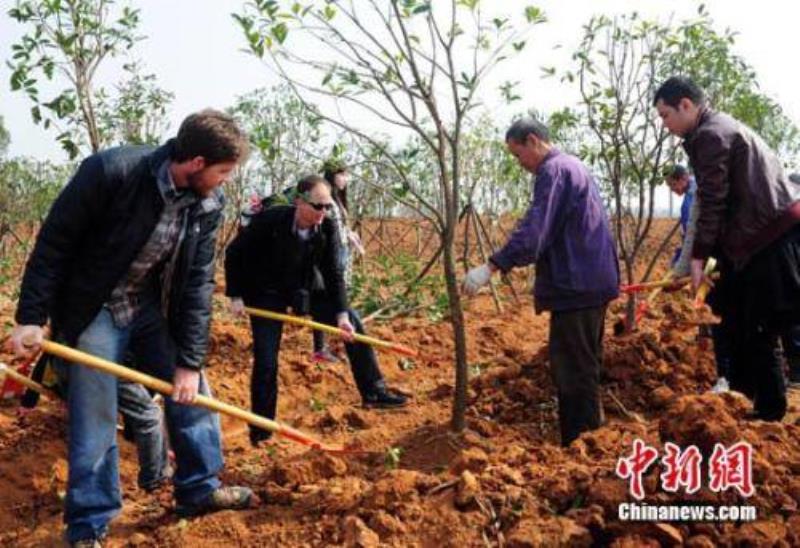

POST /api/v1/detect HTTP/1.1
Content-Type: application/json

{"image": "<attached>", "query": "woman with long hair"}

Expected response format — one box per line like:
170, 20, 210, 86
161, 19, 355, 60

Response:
311, 159, 364, 362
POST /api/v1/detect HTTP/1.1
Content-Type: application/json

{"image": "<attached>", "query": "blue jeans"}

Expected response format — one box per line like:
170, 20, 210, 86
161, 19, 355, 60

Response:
118, 380, 169, 490
62, 304, 222, 542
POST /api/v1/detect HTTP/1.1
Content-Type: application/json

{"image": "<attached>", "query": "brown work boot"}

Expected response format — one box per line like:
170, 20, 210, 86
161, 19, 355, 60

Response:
175, 485, 255, 517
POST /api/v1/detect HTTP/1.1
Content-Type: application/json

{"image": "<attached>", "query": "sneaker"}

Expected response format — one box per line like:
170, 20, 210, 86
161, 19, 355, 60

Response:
175, 485, 255, 518
363, 388, 408, 409
312, 348, 341, 364
710, 377, 729, 394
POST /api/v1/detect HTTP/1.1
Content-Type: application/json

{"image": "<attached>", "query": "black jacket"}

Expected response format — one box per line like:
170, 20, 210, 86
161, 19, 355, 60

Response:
224, 205, 347, 312
15, 140, 224, 370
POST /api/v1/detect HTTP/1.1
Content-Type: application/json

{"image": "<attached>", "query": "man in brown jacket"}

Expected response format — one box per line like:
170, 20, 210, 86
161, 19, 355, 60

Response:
654, 76, 800, 421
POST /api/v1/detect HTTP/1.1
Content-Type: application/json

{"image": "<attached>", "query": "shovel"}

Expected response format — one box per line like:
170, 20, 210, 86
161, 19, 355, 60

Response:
244, 306, 418, 357
36, 339, 372, 455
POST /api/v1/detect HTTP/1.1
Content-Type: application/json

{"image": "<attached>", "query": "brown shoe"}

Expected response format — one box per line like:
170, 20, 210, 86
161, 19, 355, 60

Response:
175, 485, 255, 517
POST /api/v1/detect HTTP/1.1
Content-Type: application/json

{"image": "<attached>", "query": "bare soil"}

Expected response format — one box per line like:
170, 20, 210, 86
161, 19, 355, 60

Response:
1, 218, 798, 547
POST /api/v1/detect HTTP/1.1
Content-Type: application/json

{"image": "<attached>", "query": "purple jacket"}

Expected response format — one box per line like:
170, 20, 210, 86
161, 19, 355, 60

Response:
490, 149, 619, 312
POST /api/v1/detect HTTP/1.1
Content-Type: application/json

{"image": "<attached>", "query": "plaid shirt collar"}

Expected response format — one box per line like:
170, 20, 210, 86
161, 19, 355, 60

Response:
156, 159, 224, 213
157, 160, 191, 204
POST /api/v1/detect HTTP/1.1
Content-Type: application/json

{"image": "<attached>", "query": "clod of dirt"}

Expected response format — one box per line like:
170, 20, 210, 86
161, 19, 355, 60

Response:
506, 516, 592, 547
343, 515, 379, 548
128, 532, 150, 546
343, 409, 371, 429
454, 470, 479, 509
450, 447, 489, 474
314, 453, 348, 477
364, 470, 425, 510
731, 520, 788, 546
295, 477, 366, 513
649, 386, 675, 409
685, 535, 716, 548
316, 405, 348, 429
368, 510, 407, 537
428, 383, 453, 400
659, 394, 739, 453
585, 478, 629, 516
316, 406, 373, 430
645, 523, 684, 546
272, 460, 315, 487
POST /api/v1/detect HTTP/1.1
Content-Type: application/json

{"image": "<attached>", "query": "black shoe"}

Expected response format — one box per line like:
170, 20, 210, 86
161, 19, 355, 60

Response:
250, 429, 273, 448
363, 388, 408, 409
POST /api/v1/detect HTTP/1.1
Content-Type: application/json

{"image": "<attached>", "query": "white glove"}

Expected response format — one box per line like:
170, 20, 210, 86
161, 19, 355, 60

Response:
462, 263, 493, 295
228, 297, 246, 317
10, 324, 44, 358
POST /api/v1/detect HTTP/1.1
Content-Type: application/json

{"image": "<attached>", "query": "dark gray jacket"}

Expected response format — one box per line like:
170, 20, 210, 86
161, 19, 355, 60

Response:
15, 140, 224, 370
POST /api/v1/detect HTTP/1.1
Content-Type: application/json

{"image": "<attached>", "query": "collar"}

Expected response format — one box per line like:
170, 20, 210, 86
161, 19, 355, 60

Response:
683, 106, 712, 145
149, 140, 223, 213
536, 147, 561, 175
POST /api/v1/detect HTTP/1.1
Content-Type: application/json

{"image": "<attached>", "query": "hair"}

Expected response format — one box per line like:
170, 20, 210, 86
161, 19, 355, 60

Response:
322, 159, 349, 214
171, 109, 249, 165
505, 116, 550, 144
653, 76, 706, 108
666, 164, 689, 180
297, 174, 329, 196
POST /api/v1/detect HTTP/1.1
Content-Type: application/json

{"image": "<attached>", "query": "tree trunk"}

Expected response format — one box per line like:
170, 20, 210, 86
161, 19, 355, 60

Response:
444, 233, 470, 432
624, 258, 637, 331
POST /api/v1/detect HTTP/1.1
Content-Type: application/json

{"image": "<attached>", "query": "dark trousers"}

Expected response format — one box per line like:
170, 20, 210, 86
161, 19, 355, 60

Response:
711, 320, 733, 379
549, 305, 607, 446
311, 290, 327, 353
780, 324, 800, 383
249, 298, 385, 441
728, 327, 786, 419
708, 228, 800, 421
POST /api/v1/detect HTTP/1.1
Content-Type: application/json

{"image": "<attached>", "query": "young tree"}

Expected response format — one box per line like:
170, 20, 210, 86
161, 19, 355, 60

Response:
234, 0, 545, 431
95, 61, 175, 147
8, 0, 142, 157
554, 9, 800, 329
228, 84, 327, 196
665, 6, 800, 166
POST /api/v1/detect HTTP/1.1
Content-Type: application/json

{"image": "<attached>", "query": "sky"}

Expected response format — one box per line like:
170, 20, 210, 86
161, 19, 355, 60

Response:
1, 0, 799, 166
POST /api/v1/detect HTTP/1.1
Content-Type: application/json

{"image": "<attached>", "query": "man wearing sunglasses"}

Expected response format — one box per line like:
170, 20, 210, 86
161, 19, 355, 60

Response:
225, 175, 407, 447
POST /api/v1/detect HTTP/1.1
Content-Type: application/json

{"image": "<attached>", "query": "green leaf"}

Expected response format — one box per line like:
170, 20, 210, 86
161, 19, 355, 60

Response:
413, 3, 430, 14
271, 22, 288, 44
323, 4, 336, 20
524, 6, 547, 24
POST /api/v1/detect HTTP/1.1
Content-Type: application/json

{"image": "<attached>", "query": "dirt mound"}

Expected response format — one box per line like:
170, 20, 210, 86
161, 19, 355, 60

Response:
2, 219, 800, 545
659, 393, 743, 453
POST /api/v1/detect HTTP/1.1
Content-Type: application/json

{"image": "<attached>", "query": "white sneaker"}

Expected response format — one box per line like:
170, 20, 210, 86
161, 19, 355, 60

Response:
710, 377, 730, 394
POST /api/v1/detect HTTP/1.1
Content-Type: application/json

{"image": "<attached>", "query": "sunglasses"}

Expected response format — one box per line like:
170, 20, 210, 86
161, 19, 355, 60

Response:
306, 201, 334, 212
